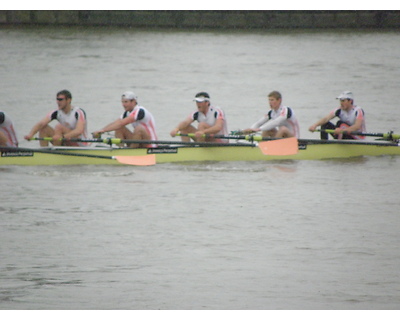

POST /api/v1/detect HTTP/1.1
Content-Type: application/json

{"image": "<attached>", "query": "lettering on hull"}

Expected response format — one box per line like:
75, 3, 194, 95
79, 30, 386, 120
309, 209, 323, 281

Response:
1, 151, 34, 157
147, 147, 178, 154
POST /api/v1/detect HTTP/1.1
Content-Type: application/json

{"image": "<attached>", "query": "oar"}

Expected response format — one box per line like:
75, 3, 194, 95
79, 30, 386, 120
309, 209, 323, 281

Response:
316, 129, 400, 140
176, 133, 299, 155
29, 137, 241, 147
2, 147, 156, 166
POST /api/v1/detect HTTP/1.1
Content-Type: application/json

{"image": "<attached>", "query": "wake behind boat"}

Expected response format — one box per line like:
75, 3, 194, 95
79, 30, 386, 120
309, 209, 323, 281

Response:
1, 136, 400, 166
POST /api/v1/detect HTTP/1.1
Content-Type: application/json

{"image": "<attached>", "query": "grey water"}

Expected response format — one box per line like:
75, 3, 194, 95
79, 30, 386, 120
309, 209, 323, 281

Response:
1, 26, 400, 309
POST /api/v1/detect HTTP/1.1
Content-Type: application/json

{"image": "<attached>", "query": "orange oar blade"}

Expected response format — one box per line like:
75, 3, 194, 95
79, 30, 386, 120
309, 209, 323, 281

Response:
258, 137, 299, 156
114, 154, 156, 166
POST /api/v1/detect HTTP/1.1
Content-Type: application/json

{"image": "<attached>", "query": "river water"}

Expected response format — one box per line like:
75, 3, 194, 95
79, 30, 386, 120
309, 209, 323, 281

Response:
1, 26, 400, 310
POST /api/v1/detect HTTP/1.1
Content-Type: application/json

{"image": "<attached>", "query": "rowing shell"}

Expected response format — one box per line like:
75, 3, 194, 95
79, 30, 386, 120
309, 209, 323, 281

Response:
1, 138, 400, 166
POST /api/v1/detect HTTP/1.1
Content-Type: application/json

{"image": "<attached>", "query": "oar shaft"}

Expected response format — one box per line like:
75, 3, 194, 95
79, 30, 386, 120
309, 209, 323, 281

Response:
317, 129, 400, 140
29, 137, 251, 147
176, 133, 274, 142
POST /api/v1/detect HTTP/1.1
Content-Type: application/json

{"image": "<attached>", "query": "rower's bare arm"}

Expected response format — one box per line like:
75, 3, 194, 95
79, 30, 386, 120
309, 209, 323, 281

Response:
65, 119, 86, 139
24, 117, 51, 140
170, 119, 193, 137
309, 114, 334, 132
204, 119, 224, 135
95, 119, 125, 135
241, 128, 259, 134
344, 118, 363, 133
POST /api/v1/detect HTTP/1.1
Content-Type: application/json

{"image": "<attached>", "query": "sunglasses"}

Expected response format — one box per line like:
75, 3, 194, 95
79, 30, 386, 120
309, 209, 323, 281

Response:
57, 98, 65, 101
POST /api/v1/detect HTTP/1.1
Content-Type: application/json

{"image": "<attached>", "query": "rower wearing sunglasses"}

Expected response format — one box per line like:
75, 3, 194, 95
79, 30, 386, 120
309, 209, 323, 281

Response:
24, 90, 89, 146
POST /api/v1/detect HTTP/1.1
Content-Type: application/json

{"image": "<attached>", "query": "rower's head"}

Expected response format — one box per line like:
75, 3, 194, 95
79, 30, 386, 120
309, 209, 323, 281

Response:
268, 91, 282, 110
121, 91, 138, 111
56, 90, 72, 110
194, 92, 210, 112
336, 91, 354, 110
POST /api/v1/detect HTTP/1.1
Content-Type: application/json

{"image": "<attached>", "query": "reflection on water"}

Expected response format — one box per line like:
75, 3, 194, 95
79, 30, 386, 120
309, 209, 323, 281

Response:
272, 164, 298, 172
27, 165, 138, 177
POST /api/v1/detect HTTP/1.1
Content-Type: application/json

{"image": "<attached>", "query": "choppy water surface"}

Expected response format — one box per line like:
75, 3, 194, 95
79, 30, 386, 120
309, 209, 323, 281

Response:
1, 26, 400, 310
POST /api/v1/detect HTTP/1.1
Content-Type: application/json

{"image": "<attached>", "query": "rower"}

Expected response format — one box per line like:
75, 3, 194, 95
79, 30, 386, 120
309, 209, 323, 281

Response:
308, 91, 366, 140
0, 111, 18, 147
241, 90, 300, 138
92, 91, 158, 148
24, 90, 89, 147
170, 92, 229, 143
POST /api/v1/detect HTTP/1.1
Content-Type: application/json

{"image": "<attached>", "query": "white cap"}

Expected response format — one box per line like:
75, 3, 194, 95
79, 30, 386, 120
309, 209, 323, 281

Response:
122, 91, 138, 101
193, 92, 210, 102
336, 91, 354, 100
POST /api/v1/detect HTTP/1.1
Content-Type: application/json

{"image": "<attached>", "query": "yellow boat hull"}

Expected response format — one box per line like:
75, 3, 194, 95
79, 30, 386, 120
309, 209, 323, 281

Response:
2, 140, 400, 166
